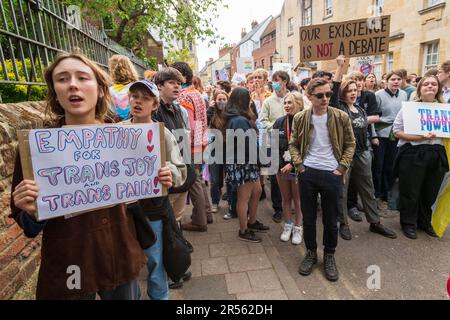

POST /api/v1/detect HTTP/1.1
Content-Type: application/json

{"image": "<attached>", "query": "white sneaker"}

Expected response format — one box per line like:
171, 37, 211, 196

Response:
211, 204, 218, 213
280, 223, 293, 242
291, 225, 303, 245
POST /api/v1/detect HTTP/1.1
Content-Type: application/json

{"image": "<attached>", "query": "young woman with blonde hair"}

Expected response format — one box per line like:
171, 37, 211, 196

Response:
272, 92, 305, 244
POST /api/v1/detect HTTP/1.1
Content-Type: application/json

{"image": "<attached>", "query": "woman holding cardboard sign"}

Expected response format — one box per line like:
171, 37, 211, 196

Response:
393, 75, 449, 239
10, 52, 174, 300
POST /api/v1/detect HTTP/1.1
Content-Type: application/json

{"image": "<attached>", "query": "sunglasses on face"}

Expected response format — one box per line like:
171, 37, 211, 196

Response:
311, 92, 333, 99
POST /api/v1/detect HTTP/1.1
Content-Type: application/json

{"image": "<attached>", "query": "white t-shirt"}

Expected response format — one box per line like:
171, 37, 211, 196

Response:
303, 113, 339, 171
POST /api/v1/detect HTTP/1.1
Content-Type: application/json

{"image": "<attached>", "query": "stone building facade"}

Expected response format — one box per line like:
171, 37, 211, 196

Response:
277, 0, 450, 77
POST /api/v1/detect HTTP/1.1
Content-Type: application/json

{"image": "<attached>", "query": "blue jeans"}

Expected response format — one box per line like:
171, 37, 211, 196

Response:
209, 163, 223, 205
144, 219, 169, 300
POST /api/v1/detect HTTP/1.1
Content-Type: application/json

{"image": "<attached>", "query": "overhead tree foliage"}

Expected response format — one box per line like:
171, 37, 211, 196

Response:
62, 0, 226, 63
165, 48, 194, 68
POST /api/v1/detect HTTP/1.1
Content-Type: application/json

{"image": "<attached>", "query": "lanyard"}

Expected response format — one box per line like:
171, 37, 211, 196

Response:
286, 117, 291, 142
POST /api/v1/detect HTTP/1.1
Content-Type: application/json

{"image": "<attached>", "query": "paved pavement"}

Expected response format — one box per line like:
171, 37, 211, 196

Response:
137, 187, 450, 300
13, 185, 450, 300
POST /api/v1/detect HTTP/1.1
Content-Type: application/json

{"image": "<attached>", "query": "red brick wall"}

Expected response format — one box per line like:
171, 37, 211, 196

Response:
0, 101, 46, 299
252, 39, 276, 71
219, 46, 233, 59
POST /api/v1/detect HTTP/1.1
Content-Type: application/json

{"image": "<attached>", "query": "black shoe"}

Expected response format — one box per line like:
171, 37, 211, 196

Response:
247, 220, 270, 233
272, 211, 282, 223
402, 226, 417, 239
207, 215, 213, 224
339, 224, 352, 240
168, 279, 183, 289
324, 253, 339, 282
238, 229, 261, 243
259, 189, 266, 201
348, 207, 363, 222
420, 226, 438, 238
222, 192, 228, 201
298, 250, 318, 276
370, 223, 397, 239
182, 271, 192, 282
168, 271, 192, 289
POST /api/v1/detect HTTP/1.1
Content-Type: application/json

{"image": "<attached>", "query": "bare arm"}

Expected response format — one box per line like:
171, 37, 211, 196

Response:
394, 131, 436, 142
367, 115, 380, 124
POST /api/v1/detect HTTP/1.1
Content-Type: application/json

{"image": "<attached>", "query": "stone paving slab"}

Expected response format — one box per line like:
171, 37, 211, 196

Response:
225, 272, 252, 294
191, 244, 210, 260
205, 221, 240, 234
180, 275, 236, 300
209, 242, 250, 257
247, 269, 283, 291
227, 253, 273, 273
190, 232, 222, 245
236, 290, 288, 300
264, 246, 304, 300
190, 259, 202, 278
201, 257, 230, 276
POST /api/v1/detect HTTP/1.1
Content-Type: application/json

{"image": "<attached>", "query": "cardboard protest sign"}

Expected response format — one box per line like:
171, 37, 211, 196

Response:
18, 123, 166, 221
352, 56, 375, 76
299, 16, 390, 62
403, 102, 450, 138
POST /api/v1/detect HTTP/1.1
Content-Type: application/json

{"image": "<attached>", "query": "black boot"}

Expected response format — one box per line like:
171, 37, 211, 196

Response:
339, 223, 352, 240
324, 253, 339, 282
298, 250, 318, 276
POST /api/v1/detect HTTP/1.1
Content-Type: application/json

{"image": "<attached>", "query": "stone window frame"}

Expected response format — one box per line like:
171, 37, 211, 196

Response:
302, 0, 312, 26
288, 46, 294, 65
373, 0, 384, 16
288, 17, 294, 36
387, 52, 394, 72
418, 0, 446, 14
422, 41, 440, 74
324, 0, 333, 19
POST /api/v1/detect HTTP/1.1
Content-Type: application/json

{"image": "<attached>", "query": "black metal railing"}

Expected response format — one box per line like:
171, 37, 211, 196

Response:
0, 0, 149, 91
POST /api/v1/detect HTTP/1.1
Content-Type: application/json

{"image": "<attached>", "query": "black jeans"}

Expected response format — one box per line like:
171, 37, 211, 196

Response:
270, 175, 282, 213
299, 167, 342, 254
372, 138, 398, 200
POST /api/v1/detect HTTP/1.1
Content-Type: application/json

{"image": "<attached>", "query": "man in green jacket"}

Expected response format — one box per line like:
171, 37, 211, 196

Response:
289, 78, 355, 282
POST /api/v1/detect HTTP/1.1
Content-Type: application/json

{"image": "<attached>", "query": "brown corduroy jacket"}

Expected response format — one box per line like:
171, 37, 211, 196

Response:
288, 106, 356, 174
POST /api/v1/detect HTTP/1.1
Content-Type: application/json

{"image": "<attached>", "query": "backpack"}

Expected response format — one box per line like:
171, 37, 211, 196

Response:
168, 163, 197, 194
162, 203, 193, 282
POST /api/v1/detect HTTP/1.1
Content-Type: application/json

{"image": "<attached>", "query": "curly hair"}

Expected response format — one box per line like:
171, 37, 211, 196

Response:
44, 52, 112, 127
108, 54, 139, 85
